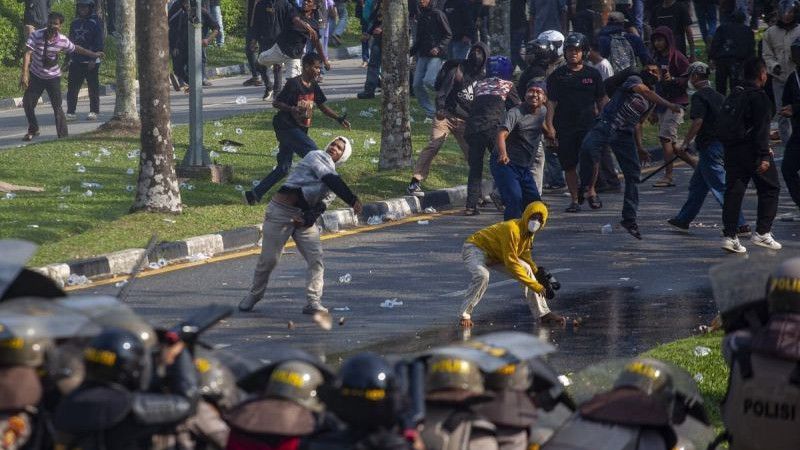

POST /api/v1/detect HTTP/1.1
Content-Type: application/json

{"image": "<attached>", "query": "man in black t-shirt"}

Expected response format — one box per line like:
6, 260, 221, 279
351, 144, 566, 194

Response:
668, 62, 748, 233
257, 0, 330, 80
545, 32, 607, 213
245, 0, 294, 100
245, 53, 351, 205
649, 0, 695, 59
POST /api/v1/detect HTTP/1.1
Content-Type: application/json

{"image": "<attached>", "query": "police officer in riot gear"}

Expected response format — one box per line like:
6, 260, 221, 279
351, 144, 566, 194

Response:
53, 327, 199, 450
225, 359, 332, 449
544, 358, 682, 450
474, 362, 537, 450
305, 352, 412, 450
0, 321, 52, 450
421, 354, 499, 450
716, 257, 800, 450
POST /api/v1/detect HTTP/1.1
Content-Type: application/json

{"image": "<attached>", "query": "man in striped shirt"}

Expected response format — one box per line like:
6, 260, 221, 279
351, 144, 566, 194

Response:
19, 12, 105, 142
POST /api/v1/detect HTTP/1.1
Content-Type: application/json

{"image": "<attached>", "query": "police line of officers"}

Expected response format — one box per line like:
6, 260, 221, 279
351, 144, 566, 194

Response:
3, 256, 800, 450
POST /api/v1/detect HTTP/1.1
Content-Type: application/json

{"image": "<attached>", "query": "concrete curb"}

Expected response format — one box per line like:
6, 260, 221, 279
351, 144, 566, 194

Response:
36, 181, 484, 288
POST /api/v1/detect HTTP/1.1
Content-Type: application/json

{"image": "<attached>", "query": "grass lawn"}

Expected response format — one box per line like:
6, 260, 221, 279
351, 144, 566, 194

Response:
644, 332, 728, 429
0, 97, 471, 266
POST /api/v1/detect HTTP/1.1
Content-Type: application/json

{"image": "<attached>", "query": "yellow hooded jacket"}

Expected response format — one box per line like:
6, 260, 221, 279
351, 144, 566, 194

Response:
465, 201, 547, 293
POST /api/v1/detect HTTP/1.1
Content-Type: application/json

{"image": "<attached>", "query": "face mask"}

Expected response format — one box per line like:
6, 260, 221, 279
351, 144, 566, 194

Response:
687, 79, 696, 95
528, 219, 541, 233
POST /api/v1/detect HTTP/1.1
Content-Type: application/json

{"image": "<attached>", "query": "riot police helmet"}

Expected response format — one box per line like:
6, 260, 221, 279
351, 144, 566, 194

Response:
264, 360, 325, 412
766, 257, 800, 314
564, 32, 590, 56
484, 361, 533, 392
327, 352, 403, 428
83, 327, 151, 391
613, 358, 675, 408
195, 354, 240, 411
425, 354, 485, 396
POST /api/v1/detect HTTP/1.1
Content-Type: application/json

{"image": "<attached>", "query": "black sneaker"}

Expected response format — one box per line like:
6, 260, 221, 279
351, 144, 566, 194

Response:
667, 218, 689, 232
407, 180, 424, 197
565, 202, 581, 213
357, 90, 375, 99
243, 190, 258, 206
620, 220, 642, 240
489, 191, 504, 211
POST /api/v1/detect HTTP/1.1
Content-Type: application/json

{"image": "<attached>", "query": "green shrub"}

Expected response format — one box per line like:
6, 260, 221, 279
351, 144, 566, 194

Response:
0, 15, 18, 65
219, 0, 246, 38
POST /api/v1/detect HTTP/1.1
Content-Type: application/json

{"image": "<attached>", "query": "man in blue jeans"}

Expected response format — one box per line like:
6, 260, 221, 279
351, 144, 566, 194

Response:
411, 0, 452, 116
578, 64, 680, 239
492, 80, 547, 220
668, 62, 748, 233
245, 53, 351, 205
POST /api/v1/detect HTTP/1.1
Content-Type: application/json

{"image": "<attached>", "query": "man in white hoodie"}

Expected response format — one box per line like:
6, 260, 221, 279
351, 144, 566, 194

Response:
239, 137, 363, 315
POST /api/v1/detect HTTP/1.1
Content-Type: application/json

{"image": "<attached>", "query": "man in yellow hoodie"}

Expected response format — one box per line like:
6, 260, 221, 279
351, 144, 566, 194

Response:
460, 200, 565, 327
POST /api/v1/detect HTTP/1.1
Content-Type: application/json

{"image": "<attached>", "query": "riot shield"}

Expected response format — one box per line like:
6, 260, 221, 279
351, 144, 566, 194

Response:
56, 295, 157, 347
0, 240, 38, 299
0, 297, 100, 340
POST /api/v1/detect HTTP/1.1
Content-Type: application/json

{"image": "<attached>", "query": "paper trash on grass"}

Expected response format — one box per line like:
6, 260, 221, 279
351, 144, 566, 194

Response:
209, 151, 220, 158
126, 185, 134, 192
76, 165, 86, 173
235, 128, 243, 135
214, 121, 223, 127
27, 224, 39, 228
371, 158, 379, 164
221, 145, 238, 153
162, 218, 176, 224
126, 168, 135, 175
83, 190, 94, 197
693, 346, 711, 357
81, 182, 102, 189
99, 148, 111, 156
3, 192, 16, 200
235, 185, 244, 191
694, 373, 704, 383
60, 186, 71, 194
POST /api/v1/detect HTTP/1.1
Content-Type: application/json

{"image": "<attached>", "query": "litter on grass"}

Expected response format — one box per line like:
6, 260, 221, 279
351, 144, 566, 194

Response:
693, 346, 711, 357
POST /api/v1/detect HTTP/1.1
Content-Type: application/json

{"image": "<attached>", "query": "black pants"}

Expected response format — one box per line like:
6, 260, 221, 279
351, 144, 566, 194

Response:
172, 46, 208, 85
465, 131, 493, 209
783, 133, 800, 209
722, 151, 780, 236
66, 62, 100, 114
715, 60, 742, 96
245, 38, 283, 93
23, 73, 67, 137
596, 146, 622, 190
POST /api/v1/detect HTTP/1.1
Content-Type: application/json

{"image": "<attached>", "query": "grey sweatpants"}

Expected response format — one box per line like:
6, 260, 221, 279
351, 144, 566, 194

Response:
247, 200, 324, 303
460, 243, 550, 320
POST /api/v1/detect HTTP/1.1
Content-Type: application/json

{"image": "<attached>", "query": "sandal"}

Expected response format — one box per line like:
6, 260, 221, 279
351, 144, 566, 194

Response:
587, 195, 603, 210
652, 177, 675, 188
565, 202, 581, 213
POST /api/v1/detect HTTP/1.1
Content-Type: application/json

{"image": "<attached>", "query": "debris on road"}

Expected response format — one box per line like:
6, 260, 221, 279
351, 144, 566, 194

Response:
380, 298, 403, 308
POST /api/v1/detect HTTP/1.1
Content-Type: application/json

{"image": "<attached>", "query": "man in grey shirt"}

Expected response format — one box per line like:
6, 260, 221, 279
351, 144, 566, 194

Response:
492, 80, 547, 220
239, 137, 363, 315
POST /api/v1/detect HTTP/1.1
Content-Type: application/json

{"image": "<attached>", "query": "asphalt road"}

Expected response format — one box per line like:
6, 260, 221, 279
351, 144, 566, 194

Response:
77, 163, 800, 373
0, 58, 367, 150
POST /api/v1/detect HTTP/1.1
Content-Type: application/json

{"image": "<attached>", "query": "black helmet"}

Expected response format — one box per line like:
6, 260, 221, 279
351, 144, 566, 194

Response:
325, 352, 403, 429
766, 257, 800, 314
525, 38, 553, 65
83, 328, 151, 391
564, 32, 590, 54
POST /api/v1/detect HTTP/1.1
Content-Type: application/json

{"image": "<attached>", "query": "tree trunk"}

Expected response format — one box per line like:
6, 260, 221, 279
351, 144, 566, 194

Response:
378, 0, 413, 170
131, 0, 182, 214
488, 0, 510, 56
101, 0, 140, 132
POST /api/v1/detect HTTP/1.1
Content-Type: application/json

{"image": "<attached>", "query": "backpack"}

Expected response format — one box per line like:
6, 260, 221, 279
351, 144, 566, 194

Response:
608, 33, 636, 73
716, 86, 754, 144
434, 59, 464, 92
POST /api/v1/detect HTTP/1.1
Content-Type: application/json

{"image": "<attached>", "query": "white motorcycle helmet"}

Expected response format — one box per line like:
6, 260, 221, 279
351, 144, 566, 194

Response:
537, 30, 565, 57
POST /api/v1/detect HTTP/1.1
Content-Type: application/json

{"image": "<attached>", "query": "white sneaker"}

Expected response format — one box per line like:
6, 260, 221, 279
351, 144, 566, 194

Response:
86, 112, 98, 120
65, 113, 77, 121
751, 232, 782, 250
722, 236, 747, 253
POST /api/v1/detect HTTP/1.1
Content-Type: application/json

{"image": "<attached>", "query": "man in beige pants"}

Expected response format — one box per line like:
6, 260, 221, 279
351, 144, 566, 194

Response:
459, 201, 564, 327
239, 137, 362, 314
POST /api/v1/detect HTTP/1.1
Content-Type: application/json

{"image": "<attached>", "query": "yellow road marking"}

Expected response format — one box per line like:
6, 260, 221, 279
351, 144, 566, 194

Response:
65, 209, 460, 292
